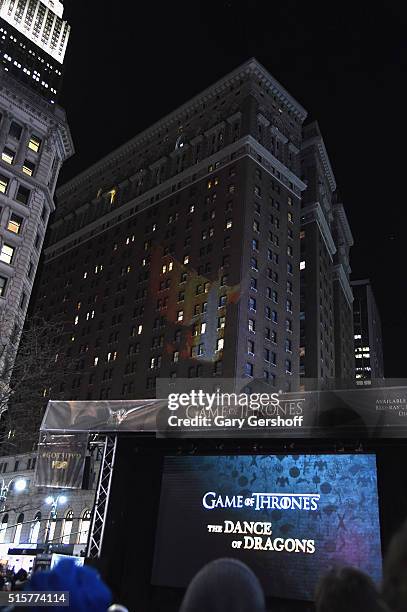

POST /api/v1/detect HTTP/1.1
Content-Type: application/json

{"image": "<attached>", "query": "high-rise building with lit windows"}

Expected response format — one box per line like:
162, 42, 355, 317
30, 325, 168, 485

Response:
30, 59, 307, 401
0, 0, 72, 383
299, 121, 354, 388
0, 0, 70, 103
352, 279, 384, 386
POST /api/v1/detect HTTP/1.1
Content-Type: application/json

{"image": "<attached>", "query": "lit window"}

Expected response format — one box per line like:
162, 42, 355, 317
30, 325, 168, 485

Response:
0, 276, 8, 297
7, 213, 23, 234
226, 219, 233, 229
189, 204, 195, 213
83, 271, 88, 279
93, 357, 99, 366
300, 261, 305, 270
248, 319, 255, 332
169, 262, 173, 271
173, 351, 179, 363
0, 243, 15, 264
74, 316, 79, 325
0, 174, 9, 194
2, 147, 15, 164
28, 135, 41, 153
200, 322, 206, 334
177, 310, 184, 322
216, 338, 224, 351
22, 160, 35, 176
354, 334, 362, 339
183, 255, 189, 265
137, 324, 143, 335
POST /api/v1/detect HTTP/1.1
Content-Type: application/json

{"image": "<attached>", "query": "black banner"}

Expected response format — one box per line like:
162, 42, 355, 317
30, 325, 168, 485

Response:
35, 432, 88, 489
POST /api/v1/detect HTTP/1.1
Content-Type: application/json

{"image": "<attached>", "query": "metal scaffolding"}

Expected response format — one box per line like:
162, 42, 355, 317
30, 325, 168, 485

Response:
87, 434, 117, 558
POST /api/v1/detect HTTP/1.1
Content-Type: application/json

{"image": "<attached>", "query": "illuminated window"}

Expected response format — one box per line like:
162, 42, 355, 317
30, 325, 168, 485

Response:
226, 219, 233, 229
183, 255, 189, 265
14, 513, 24, 545
138, 324, 143, 335
62, 510, 73, 544
22, 160, 35, 176
74, 316, 79, 325
29, 513, 41, 544
300, 261, 305, 270
28, 135, 41, 153
7, 213, 23, 234
0, 174, 9, 194
0, 276, 7, 297
248, 319, 255, 332
177, 310, 184, 322
78, 510, 91, 545
216, 338, 224, 351
354, 334, 361, 339
173, 351, 179, 363
0, 244, 15, 265
2, 147, 15, 164
0, 515, 8, 544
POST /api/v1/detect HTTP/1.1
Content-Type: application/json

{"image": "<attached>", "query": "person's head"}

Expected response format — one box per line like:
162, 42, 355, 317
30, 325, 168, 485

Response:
382, 520, 407, 612
15, 568, 28, 581
28, 558, 112, 612
180, 558, 265, 612
315, 566, 387, 612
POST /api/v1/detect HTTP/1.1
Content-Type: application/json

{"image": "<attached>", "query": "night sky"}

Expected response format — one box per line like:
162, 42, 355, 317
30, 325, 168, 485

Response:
58, 2, 407, 378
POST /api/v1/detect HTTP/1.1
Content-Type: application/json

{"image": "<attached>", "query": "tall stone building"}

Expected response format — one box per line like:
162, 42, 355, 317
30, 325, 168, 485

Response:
32, 59, 307, 400
0, 0, 73, 380
300, 121, 354, 389
352, 279, 384, 386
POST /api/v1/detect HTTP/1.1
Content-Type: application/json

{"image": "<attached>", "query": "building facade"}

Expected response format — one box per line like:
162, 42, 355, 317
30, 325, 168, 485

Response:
299, 121, 354, 389
31, 59, 308, 400
0, 451, 97, 570
352, 279, 384, 385
0, 0, 72, 383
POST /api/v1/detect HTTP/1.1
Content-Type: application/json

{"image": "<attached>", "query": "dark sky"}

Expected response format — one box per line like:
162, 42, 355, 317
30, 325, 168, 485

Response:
59, 1, 407, 377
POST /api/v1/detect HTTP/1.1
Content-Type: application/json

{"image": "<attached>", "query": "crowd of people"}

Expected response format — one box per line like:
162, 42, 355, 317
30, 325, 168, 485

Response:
0, 520, 406, 611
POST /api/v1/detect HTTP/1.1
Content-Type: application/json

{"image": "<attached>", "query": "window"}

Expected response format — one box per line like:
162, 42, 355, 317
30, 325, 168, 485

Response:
0, 515, 8, 544
28, 135, 41, 153
248, 318, 255, 332
173, 351, 179, 363
14, 513, 24, 545
249, 297, 256, 311
22, 160, 35, 176
272, 310, 278, 323
248, 340, 255, 355
177, 310, 184, 321
2, 147, 15, 164
225, 219, 233, 229
250, 277, 257, 291
9, 122, 22, 140
287, 262, 293, 275
78, 510, 91, 545
254, 185, 261, 197
300, 260, 305, 270
19, 292, 27, 310
250, 257, 258, 270
288, 211, 293, 223
253, 219, 260, 232
286, 299, 292, 313
286, 319, 292, 332
219, 295, 227, 307
287, 245, 293, 256
7, 213, 23, 234
217, 316, 225, 329
15, 184, 30, 205
183, 255, 189, 265
245, 362, 254, 377
29, 512, 41, 544
285, 339, 292, 353
252, 238, 259, 251
0, 174, 9, 194
0, 244, 15, 265
0, 276, 7, 297
285, 359, 292, 373
62, 510, 73, 544
216, 338, 224, 351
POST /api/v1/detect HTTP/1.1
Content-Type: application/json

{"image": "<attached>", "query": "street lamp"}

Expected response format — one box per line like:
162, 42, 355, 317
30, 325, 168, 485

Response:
0, 476, 28, 510
44, 494, 67, 550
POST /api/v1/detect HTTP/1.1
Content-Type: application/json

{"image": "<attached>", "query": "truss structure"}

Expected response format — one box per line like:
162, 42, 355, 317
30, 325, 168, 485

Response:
87, 434, 117, 558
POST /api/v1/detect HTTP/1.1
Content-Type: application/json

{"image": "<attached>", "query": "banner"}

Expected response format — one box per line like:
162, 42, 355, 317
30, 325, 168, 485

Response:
35, 432, 88, 489
38, 384, 407, 439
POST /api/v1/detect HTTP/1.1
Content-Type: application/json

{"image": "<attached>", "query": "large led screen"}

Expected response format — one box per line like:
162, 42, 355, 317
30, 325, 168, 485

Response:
152, 454, 382, 600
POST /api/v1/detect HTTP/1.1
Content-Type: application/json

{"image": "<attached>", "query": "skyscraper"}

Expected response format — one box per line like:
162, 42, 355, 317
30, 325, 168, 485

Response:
352, 279, 384, 385
0, 0, 73, 381
299, 121, 354, 388
0, 0, 70, 103
31, 59, 307, 401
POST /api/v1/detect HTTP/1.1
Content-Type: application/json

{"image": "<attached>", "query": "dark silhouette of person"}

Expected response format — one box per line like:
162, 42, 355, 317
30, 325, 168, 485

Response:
315, 566, 388, 612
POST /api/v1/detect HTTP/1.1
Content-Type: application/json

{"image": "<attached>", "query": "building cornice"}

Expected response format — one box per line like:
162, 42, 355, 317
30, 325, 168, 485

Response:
333, 263, 354, 306
45, 135, 305, 260
56, 58, 306, 199
334, 202, 354, 247
302, 132, 336, 192
301, 202, 336, 257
